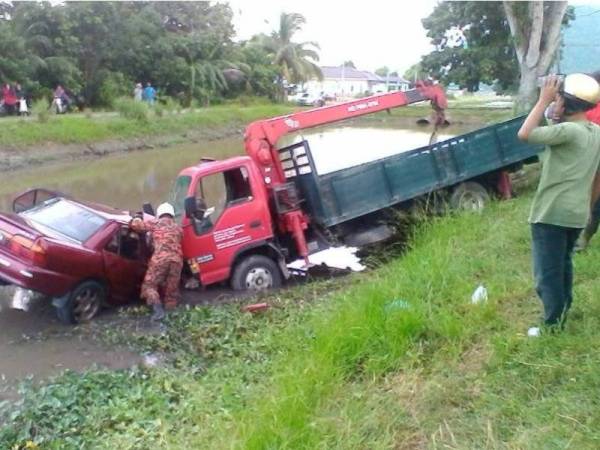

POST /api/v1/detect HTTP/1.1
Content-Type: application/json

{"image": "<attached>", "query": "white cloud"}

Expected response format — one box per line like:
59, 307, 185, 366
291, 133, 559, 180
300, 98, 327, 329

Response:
226, 0, 437, 75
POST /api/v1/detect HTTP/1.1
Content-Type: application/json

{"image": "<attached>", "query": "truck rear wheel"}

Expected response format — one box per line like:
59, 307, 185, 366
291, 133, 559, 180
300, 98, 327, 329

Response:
450, 181, 490, 211
231, 255, 282, 291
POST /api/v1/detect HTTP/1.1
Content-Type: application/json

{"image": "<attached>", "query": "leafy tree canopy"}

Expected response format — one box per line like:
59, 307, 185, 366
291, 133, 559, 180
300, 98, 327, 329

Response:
0, 2, 319, 106
420, 1, 519, 93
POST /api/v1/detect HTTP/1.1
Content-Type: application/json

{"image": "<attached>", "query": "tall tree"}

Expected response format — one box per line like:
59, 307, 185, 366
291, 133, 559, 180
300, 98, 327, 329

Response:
375, 66, 390, 77
503, 1, 569, 111
154, 2, 238, 105
342, 60, 356, 68
255, 12, 322, 101
403, 63, 422, 83
420, 1, 518, 93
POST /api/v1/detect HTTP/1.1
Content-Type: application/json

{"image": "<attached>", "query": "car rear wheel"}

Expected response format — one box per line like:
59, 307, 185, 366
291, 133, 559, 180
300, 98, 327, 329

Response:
231, 255, 282, 291
56, 280, 105, 325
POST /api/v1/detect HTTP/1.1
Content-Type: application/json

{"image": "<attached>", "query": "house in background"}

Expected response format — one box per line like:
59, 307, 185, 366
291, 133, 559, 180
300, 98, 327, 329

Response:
303, 66, 410, 98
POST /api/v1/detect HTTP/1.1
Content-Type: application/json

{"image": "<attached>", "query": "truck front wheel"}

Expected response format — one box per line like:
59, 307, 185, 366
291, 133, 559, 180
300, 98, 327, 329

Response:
231, 255, 282, 291
450, 182, 490, 212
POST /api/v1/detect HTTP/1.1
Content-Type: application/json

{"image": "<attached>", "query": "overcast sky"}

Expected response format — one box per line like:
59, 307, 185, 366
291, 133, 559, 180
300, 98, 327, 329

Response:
227, 0, 439, 75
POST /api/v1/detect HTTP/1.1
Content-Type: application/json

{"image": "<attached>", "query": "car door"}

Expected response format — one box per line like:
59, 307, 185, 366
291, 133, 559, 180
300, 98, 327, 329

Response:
102, 224, 148, 304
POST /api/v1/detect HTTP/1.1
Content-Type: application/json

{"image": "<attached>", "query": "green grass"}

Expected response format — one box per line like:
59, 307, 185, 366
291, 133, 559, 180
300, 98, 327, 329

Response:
4, 178, 600, 449
0, 102, 295, 149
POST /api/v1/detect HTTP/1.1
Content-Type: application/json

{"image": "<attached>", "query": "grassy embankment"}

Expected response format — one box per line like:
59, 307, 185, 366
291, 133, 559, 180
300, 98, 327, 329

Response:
0, 95, 513, 150
0, 102, 295, 149
3, 177, 600, 449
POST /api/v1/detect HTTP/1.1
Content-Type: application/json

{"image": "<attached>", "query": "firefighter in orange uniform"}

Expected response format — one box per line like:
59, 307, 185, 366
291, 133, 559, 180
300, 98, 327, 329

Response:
130, 202, 183, 321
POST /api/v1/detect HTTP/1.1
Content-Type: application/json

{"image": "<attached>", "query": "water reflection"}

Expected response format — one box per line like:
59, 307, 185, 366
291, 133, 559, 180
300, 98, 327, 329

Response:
0, 137, 242, 212
282, 126, 456, 174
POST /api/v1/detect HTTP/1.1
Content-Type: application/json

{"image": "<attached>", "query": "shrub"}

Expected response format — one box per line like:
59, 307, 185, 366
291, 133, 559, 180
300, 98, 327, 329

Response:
113, 97, 149, 122
98, 71, 132, 108
153, 101, 164, 117
32, 99, 50, 123
163, 97, 182, 114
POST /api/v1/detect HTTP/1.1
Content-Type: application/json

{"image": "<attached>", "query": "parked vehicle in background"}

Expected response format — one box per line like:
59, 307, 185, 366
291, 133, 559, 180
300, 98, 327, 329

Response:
0, 189, 149, 324
296, 91, 326, 107
51, 96, 69, 114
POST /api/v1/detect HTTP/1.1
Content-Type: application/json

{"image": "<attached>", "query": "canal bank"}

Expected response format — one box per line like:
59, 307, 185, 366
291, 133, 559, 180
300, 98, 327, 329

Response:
0, 99, 512, 173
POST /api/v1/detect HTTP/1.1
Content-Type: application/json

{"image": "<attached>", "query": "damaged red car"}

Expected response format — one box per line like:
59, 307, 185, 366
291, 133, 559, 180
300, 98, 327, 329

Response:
0, 189, 149, 324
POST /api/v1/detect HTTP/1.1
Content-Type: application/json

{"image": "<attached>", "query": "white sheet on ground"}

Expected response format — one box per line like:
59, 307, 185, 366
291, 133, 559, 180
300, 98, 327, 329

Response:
287, 246, 366, 272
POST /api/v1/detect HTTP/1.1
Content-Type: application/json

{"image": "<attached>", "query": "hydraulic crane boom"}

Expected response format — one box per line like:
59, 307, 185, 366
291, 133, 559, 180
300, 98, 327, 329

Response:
243, 81, 447, 263
244, 81, 447, 187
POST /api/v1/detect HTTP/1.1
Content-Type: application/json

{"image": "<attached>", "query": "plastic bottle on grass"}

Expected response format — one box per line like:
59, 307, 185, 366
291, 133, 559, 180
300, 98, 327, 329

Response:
471, 284, 488, 304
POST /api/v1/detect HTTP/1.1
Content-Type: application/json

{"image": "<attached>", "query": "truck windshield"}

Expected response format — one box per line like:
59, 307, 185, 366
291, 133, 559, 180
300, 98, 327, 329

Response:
169, 175, 191, 223
22, 199, 107, 243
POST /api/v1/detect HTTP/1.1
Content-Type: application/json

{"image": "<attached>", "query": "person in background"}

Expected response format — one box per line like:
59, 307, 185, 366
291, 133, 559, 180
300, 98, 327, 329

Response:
14, 83, 28, 116
143, 82, 156, 105
1, 83, 17, 115
130, 202, 183, 321
576, 70, 600, 250
133, 82, 143, 102
518, 73, 600, 336
53, 84, 71, 112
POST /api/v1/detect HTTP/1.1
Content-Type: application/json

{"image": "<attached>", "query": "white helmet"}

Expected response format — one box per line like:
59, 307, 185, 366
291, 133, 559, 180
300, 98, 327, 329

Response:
562, 73, 600, 107
156, 202, 175, 218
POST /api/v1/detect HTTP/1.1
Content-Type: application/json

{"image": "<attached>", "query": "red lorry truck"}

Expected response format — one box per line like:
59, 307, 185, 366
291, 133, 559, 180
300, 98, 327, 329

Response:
161, 85, 543, 292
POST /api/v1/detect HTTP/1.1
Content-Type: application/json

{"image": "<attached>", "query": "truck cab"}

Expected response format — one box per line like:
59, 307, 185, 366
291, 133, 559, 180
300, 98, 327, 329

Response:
171, 156, 286, 290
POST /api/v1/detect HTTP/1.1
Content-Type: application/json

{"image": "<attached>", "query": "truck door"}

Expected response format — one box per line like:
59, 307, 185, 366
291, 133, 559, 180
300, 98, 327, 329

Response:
183, 165, 272, 286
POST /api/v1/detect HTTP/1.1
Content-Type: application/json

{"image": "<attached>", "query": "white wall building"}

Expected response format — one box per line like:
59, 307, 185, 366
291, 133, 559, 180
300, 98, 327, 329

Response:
304, 66, 411, 98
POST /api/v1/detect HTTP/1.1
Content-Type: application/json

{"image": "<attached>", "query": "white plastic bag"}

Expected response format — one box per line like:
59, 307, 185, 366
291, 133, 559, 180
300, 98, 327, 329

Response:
471, 284, 488, 304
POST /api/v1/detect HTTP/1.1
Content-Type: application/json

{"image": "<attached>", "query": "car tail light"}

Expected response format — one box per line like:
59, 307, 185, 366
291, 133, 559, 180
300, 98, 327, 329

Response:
9, 235, 47, 267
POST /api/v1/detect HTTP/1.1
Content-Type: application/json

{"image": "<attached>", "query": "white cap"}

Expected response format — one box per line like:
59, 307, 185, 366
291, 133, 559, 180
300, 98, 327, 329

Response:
563, 73, 600, 105
156, 202, 175, 218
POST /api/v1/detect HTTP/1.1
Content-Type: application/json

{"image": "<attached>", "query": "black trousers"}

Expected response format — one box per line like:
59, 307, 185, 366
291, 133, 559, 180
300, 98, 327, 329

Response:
531, 223, 582, 326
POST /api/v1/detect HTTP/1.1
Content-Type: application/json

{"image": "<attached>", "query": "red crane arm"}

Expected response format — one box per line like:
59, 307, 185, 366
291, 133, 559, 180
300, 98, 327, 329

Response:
244, 82, 447, 186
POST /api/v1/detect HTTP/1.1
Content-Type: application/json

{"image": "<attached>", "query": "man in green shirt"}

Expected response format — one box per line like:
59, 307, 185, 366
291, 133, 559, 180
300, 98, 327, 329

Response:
518, 73, 600, 336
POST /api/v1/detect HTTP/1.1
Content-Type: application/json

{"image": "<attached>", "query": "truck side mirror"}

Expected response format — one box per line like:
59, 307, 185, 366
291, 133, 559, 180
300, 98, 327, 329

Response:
142, 202, 154, 216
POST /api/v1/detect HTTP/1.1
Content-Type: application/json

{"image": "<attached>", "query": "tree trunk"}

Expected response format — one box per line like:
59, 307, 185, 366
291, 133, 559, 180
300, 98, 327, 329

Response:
516, 67, 539, 113
503, 1, 568, 113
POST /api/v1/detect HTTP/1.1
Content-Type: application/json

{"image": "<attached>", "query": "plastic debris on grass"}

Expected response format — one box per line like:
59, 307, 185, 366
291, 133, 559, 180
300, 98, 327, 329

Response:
471, 284, 488, 304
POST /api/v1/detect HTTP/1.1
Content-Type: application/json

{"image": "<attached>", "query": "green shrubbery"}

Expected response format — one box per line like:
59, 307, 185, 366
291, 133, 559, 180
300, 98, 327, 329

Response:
31, 99, 50, 123
113, 97, 149, 122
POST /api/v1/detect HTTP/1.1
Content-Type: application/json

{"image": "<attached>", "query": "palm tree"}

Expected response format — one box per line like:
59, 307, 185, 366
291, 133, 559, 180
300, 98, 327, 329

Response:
256, 12, 322, 101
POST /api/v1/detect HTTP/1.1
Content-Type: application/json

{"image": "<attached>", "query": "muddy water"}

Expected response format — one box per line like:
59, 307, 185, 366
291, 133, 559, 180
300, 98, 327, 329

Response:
0, 123, 469, 211
0, 286, 140, 402
281, 126, 455, 174
0, 123, 468, 394
0, 136, 243, 212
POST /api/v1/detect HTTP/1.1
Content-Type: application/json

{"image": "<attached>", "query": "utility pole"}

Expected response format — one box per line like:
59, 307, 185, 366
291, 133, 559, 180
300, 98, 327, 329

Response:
386, 68, 389, 92
341, 63, 345, 98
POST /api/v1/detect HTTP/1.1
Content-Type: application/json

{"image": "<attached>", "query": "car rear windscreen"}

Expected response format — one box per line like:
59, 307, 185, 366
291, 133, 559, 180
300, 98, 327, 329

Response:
22, 199, 107, 242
